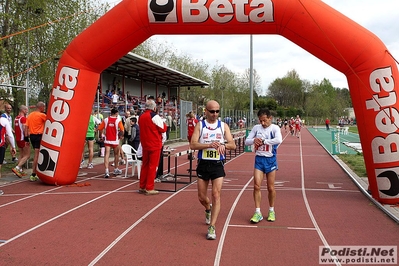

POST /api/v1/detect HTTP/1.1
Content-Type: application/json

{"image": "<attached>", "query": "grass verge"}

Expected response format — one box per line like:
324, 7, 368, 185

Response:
337, 153, 367, 177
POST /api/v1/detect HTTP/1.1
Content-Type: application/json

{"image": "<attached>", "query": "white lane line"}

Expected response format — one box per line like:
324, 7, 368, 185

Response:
90, 152, 248, 265
214, 132, 307, 266
0, 157, 194, 249
228, 224, 316, 231
214, 171, 253, 266
0, 182, 135, 248
0, 175, 102, 208
288, 227, 317, 230
88, 181, 191, 265
299, 136, 341, 266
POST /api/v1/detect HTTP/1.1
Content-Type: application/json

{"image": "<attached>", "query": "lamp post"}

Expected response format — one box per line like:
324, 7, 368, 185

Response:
25, 33, 30, 108
249, 35, 254, 125
17, 0, 29, 108
221, 86, 225, 119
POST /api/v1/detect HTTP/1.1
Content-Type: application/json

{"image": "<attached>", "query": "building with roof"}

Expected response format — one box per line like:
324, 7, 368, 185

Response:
100, 52, 208, 102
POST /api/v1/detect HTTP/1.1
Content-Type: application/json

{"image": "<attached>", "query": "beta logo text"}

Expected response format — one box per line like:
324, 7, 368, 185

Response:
148, 0, 274, 23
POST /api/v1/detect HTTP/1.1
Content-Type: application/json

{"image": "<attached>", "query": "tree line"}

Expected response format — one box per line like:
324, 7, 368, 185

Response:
135, 39, 352, 124
0, 0, 107, 114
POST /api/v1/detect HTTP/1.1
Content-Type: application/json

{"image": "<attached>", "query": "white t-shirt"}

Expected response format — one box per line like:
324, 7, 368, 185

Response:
245, 124, 282, 157
112, 94, 119, 104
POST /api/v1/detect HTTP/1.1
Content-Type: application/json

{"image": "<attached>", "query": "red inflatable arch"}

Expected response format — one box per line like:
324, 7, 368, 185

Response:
40, 0, 399, 204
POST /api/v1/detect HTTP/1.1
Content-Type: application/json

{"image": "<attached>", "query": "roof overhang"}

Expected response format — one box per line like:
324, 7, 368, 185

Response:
103, 52, 209, 88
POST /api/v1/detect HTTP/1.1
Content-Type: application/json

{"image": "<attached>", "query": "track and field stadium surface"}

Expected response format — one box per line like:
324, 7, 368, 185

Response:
307, 126, 361, 155
0, 127, 398, 265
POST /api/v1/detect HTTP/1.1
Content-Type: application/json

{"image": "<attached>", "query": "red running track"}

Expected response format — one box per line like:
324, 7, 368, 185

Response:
0, 128, 398, 265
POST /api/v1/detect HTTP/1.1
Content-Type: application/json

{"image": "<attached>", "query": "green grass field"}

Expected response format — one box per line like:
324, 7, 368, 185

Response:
308, 125, 366, 177
338, 153, 367, 177
337, 125, 366, 177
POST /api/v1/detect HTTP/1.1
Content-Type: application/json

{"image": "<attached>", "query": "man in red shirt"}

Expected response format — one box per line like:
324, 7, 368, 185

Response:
186, 111, 198, 159
294, 115, 302, 138
138, 100, 167, 195
12, 105, 30, 177
98, 108, 124, 178
325, 118, 330, 130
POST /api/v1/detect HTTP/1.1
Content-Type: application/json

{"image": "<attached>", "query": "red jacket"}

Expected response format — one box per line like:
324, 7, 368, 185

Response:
139, 110, 167, 151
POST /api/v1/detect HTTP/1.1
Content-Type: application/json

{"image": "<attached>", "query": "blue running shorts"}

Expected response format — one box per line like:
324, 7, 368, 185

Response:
254, 155, 278, 174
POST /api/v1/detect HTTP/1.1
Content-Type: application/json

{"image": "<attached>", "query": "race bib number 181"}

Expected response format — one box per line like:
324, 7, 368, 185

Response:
202, 149, 220, 160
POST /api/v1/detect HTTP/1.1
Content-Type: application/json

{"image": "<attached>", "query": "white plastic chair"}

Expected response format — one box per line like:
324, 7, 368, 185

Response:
121, 144, 141, 179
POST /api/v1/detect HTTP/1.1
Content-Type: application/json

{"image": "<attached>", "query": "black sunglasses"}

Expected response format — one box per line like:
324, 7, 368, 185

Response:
207, 109, 220, 114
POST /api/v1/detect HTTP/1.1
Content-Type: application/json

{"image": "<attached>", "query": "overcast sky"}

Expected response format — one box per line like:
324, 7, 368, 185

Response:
102, 0, 399, 94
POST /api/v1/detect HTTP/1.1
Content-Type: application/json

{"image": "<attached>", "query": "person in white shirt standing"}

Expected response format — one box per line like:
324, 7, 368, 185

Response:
0, 115, 16, 178
111, 90, 119, 108
245, 108, 282, 223
1, 104, 17, 163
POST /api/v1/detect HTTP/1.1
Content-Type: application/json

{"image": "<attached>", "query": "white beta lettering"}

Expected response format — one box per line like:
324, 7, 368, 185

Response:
42, 120, 64, 147
58, 67, 79, 89
182, 0, 273, 23
42, 66, 79, 148
367, 67, 399, 163
50, 100, 70, 121
369, 67, 395, 93
375, 107, 399, 134
366, 67, 396, 111
372, 134, 399, 163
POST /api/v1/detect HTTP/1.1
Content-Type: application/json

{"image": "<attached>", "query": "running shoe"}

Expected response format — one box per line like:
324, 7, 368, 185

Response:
267, 211, 275, 222
87, 163, 94, 169
250, 212, 263, 223
113, 168, 122, 175
12, 167, 23, 178
104, 171, 110, 178
206, 225, 216, 240
80, 160, 85, 169
12, 157, 18, 162
138, 188, 147, 194
29, 175, 39, 182
205, 204, 212, 225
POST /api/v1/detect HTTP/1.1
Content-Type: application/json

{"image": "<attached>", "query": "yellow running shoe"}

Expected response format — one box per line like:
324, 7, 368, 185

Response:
267, 211, 275, 222
29, 175, 39, 182
250, 212, 263, 223
206, 225, 216, 240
